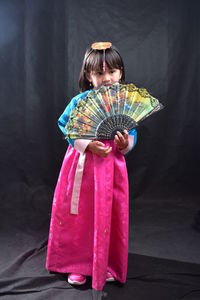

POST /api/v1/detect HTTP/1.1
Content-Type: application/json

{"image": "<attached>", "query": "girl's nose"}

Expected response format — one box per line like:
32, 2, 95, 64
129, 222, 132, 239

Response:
103, 72, 111, 82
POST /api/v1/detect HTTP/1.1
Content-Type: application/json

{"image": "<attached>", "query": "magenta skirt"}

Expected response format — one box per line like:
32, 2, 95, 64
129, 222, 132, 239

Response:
46, 140, 129, 290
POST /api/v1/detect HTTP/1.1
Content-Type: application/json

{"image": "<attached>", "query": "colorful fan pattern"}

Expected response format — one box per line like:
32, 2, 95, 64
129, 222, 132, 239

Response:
65, 83, 163, 140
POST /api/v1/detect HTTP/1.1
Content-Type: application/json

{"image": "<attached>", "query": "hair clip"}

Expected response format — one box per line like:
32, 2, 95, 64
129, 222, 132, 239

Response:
91, 42, 112, 71
91, 42, 112, 50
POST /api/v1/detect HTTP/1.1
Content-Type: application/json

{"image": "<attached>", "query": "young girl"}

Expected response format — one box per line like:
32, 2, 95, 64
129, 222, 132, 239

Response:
46, 42, 137, 291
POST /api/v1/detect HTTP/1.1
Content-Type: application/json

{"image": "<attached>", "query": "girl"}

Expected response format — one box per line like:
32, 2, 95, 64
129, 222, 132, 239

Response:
46, 42, 137, 291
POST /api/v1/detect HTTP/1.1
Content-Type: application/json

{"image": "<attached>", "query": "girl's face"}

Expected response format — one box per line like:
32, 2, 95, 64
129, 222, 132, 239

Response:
87, 65, 122, 89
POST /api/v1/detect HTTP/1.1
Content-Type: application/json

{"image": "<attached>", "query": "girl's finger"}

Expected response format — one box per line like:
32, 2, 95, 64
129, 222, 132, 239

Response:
106, 146, 112, 153
104, 147, 112, 157
96, 141, 105, 147
123, 130, 129, 140
101, 145, 109, 150
99, 146, 109, 154
114, 134, 119, 144
117, 131, 124, 141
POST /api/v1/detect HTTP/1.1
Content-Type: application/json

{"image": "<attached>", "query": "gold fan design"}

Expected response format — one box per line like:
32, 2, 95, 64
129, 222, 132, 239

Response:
65, 83, 163, 140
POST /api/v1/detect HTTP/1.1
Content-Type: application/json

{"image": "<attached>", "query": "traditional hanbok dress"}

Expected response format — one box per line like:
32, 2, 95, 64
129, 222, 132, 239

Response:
46, 90, 137, 291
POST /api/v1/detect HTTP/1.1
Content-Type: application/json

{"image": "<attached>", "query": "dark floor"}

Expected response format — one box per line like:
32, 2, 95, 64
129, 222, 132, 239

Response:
1, 251, 200, 300
0, 184, 200, 300
129, 192, 200, 264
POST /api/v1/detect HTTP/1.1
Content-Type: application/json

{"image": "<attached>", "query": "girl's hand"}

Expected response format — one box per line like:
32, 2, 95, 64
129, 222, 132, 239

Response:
87, 141, 112, 157
114, 130, 129, 150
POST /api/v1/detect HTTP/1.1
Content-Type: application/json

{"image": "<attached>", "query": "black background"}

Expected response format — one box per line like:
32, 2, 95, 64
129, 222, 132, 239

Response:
0, 0, 200, 299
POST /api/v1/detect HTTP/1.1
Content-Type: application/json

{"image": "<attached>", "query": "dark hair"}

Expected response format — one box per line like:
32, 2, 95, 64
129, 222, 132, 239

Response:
79, 44, 125, 92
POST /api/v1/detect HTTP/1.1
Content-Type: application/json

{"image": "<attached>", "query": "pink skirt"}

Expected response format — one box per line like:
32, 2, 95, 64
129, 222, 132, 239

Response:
46, 140, 129, 290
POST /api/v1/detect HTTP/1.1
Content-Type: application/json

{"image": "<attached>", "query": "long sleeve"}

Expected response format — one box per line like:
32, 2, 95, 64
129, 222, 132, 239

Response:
119, 128, 137, 155
58, 90, 90, 147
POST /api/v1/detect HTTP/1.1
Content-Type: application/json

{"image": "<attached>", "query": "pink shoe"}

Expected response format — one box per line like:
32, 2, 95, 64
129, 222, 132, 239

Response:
106, 271, 115, 282
68, 273, 86, 285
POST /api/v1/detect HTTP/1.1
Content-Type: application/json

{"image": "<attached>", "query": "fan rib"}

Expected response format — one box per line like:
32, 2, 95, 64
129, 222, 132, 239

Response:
65, 83, 163, 140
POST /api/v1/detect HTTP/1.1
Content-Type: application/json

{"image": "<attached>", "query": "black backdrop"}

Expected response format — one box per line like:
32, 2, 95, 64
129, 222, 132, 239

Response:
0, 0, 200, 298
1, 0, 199, 197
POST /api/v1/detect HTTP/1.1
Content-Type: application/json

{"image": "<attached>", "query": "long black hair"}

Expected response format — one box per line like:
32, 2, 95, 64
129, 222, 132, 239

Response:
79, 44, 125, 92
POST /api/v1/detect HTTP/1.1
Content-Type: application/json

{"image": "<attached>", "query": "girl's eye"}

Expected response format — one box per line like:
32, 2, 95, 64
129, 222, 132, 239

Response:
110, 69, 116, 74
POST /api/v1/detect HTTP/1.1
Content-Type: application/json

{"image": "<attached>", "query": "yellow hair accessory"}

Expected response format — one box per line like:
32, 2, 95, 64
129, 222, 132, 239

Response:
91, 42, 112, 50
91, 42, 112, 71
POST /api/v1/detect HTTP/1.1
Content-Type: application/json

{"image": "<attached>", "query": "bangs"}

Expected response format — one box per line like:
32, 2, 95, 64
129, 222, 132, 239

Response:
85, 48, 123, 72
86, 51, 103, 72
105, 49, 123, 70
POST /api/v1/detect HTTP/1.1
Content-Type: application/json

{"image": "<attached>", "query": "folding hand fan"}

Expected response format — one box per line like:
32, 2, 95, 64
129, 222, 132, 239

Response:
65, 83, 164, 140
